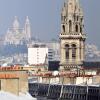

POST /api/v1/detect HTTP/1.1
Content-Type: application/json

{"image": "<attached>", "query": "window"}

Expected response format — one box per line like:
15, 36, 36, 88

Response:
65, 44, 69, 59
75, 25, 78, 32
62, 25, 65, 32
72, 44, 76, 59
69, 20, 72, 33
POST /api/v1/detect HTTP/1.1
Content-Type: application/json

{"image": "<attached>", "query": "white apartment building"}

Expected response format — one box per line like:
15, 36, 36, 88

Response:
28, 44, 48, 65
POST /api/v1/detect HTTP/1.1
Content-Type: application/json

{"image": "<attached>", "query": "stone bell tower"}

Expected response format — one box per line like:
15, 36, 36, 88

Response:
60, 0, 86, 70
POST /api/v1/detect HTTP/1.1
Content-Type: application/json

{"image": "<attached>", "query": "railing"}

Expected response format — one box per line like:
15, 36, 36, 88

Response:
29, 83, 100, 100
61, 60, 83, 65
0, 66, 23, 71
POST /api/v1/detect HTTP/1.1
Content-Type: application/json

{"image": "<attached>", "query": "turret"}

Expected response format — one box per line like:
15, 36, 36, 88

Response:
13, 16, 20, 30
61, 0, 84, 35
24, 16, 31, 41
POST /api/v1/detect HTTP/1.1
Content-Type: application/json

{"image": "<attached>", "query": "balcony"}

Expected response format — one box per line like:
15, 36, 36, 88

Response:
60, 59, 83, 65
60, 32, 86, 39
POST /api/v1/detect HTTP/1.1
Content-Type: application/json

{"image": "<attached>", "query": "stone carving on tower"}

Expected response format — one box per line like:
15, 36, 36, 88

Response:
60, 0, 86, 70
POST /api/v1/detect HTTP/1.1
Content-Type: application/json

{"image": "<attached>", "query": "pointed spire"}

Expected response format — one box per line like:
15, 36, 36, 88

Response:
63, 0, 81, 14
61, 0, 68, 17
80, 7, 83, 16
64, 1, 66, 7
75, 0, 80, 13
24, 16, 31, 40
13, 16, 20, 29
61, 5, 67, 17
25, 16, 30, 24
61, 0, 84, 35
67, 0, 76, 14
76, 0, 80, 8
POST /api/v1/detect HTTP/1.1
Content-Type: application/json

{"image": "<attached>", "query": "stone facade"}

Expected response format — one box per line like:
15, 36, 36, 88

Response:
60, 0, 86, 70
0, 70, 28, 95
0, 78, 19, 95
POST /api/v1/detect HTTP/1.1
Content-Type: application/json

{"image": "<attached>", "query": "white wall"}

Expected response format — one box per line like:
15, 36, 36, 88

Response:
28, 47, 48, 65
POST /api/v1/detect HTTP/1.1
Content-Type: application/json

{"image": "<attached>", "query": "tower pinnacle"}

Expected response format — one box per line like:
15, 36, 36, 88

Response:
24, 16, 31, 40
60, 0, 86, 70
26, 16, 30, 24
13, 16, 20, 29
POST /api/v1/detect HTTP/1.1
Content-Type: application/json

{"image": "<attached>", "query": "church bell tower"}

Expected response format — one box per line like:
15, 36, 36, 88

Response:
60, 0, 86, 70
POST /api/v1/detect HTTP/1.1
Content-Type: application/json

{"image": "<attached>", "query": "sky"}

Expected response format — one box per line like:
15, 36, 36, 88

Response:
0, 0, 100, 48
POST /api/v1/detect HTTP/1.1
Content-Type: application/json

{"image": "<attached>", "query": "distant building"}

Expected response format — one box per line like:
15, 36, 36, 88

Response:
46, 42, 60, 71
28, 44, 48, 65
4, 16, 31, 45
47, 42, 60, 61
85, 44, 100, 61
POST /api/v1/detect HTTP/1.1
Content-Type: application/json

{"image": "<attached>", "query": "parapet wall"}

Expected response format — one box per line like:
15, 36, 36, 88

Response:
0, 67, 28, 95
0, 78, 19, 95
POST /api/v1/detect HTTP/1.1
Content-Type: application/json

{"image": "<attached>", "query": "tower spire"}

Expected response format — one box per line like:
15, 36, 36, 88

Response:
60, 0, 86, 70
12, 16, 20, 33
24, 16, 31, 41
13, 16, 20, 29
26, 16, 30, 24
62, 0, 81, 14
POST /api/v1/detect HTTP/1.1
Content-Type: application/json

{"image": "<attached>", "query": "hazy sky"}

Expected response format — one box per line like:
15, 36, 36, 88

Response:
0, 0, 100, 48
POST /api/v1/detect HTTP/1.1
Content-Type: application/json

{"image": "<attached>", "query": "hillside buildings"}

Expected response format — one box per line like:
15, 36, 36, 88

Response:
28, 44, 48, 65
4, 16, 31, 45
85, 44, 100, 61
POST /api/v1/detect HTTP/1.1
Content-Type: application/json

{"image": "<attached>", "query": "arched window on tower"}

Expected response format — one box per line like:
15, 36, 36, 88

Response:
62, 25, 65, 32
65, 44, 69, 60
69, 20, 72, 33
75, 25, 78, 32
72, 44, 76, 59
